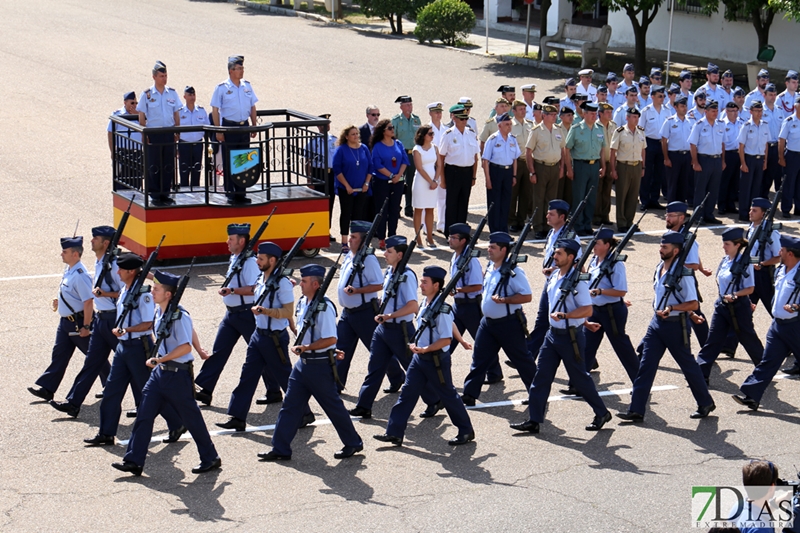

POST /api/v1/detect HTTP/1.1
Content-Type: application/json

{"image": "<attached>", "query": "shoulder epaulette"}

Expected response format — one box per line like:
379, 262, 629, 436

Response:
616, 126, 625, 132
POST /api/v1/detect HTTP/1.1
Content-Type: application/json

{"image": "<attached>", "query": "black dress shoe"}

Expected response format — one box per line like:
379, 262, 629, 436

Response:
334, 444, 364, 459
509, 420, 539, 433
616, 411, 644, 422
591, 359, 600, 371
163, 425, 187, 443
732, 394, 759, 410
256, 392, 283, 405
216, 417, 246, 431
112, 461, 142, 476
28, 386, 53, 401
461, 394, 476, 407
383, 384, 402, 393
647, 202, 666, 210
195, 389, 212, 406
690, 403, 716, 419
483, 376, 503, 385
373, 434, 403, 446
586, 412, 612, 431
509, 225, 522, 233
95, 391, 104, 399
258, 450, 291, 461
617, 226, 629, 233
404, 206, 413, 217
559, 386, 581, 397
419, 401, 443, 418
704, 217, 722, 224
299, 413, 316, 428
521, 399, 529, 405
126, 409, 137, 418
721, 349, 735, 359
192, 457, 222, 474
163, 197, 176, 205
448, 432, 475, 445
534, 231, 548, 240
151, 198, 168, 207
348, 406, 372, 419
84, 433, 114, 446
782, 365, 800, 375
50, 400, 79, 418
504, 359, 517, 369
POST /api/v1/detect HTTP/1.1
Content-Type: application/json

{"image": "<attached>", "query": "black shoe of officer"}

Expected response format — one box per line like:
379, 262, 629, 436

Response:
586, 412, 612, 431
163, 425, 187, 443
559, 386, 581, 397
95, 391, 104, 399
50, 400, 80, 418
721, 349, 735, 359
112, 461, 142, 476
126, 408, 138, 418
782, 365, 800, 376
373, 434, 403, 446
334, 444, 363, 459
216, 417, 246, 431
258, 450, 291, 461
348, 406, 372, 419
509, 420, 539, 433
448, 432, 475, 445
28, 386, 53, 401
383, 383, 402, 394
616, 411, 645, 422
419, 401, 443, 418
84, 433, 115, 446
195, 389, 212, 406
690, 403, 716, 419
299, 413, 316, 428
256, 392, 283, 405
732, 395, 759, 411
192, 457, 222, 474
504, 359, 517, 369
461, 394, 476, 407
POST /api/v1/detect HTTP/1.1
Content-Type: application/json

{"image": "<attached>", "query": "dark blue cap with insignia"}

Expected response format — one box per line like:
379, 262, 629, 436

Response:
787, 70, 799, 80
423, 265, 447, 279
184, 86, 195, 94
385, 235, 407, 249
722, 227, 744, 241
733, 87, 746, 97
623, 63, 634, 72
667, 201, 688, 214
725, 101, 739, 109
227, 223, 250, 236
679, 70, 692, 81
750, 100, 764, 109
624, 85, 638, 94
639, 76, 651, 86
560, 107, 574, 115
124, 91, 136, 101
60, 236, 83, 249
581, 101, 599, 112
706, 100, 719, 109
650, 67, 662, 77
565, 78, 577, 87
752, 197, 771, 210
152, 60, 167, 74
556, 239, 580, 254
490, 232, 512, 244
228, 55, 244, 69
496, 112, 511, 123
542, 96, 560, 105
117, 253, 144, 270
780, 235, 800, 249
92, 225, 115, 238
694, 90, 707, 100
154, 270, 181, 287
533, 103, 543, 111
765, 83, 777, 93
758, 68, 770, 78
606, 72, 618, 82
596, 228, 615, 240
597, 85, 608, 94
258, 241, 282, 257
449, 223, 471, 237
498, 85, 515, 92
668, 83, 680, 95
722, 69, 733, 78
549, 199, 570, 212
395, 95, 412, 104
661, 232, 684, 245
651, 84, 666, 95
300, 264, 326, 277
707, 63, 720, 74
350, 220, 371, 234
675, 95, 689, 105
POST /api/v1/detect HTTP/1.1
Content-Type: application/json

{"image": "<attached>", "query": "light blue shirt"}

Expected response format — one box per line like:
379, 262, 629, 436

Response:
606, 91, 626, 112
295, 295, 337, 351
638, 95, 652, 109
772, 262, 800, 319
779, 114, 800, 151
640, 103, 671, 139
653, 262, 698, 315
762, 104, 785, 142
613, 103, 639, 130
716, 255, 754, 298
58, 263, 94, 317
93, 258, 121, 312
722, 115, 746, 150
178, 105, 209, 143
560, 97, 576, 112
482, 131, 521, 165
107, 107, 142, 143
687, 107, 705, 124
338, 253, 382, 309
481, 263, 531, 319
544, 226, 582, 267
305, 133, 337, 169
450, 252, 483, 300
210, 78, 258, 122
688, 117, 725, 155
254, 275, 294, 330
744, 89, 765, 111
665, 230, 700, 264
748, 224, 780, 261
778, 90, 797, 114
547, 267, 592, 328
381, 266, 417, 323
116, 284, 154, 341
155, 304, 194, 363
660, 114, 693, 152
136, 85, 181, 127
415, 299, 454, 354
736, 118, 770, 156
588, 255, 627, 306
698, 83, 725, 106
223, 254, 258, 307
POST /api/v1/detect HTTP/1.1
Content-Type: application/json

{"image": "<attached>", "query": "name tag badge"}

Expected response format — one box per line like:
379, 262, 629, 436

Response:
495, 143, 501, 148
453, 138, 458, 144
555, 134, 562, 140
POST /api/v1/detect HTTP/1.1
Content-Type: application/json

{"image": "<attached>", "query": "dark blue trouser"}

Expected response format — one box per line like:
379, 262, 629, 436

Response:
526, 285, 550, 361
694, 154, 722, 219
629, 315, 713, 415
335, 303, 403, 390
582, 301, 639, 382
751, 266, 775, 315
741, 319, 800, 402
124, 365, 218, 467
372, 179, 403, 240
99, 338, 182, 436
227, 328, 310, 421
486, 163, 513, 233
271, 357, 363, 456
194, 309, 279, 395
760, 144, 781, 198
463, 314, 536, 400
719, 150, 741, 212
786, 150, 800, 214
35, 316, 91, 395
177, 140, 202, 187
697, 298, 765, 379
641, 138, 665, 206
528, 328, 609, 423
739, 154, 765, 221
666, 151, 691, 203
572, 160, 600, 233
450, 297, 502, 381
355, 321, 439, 409
145, 132, 175, 199
65, 313, 114, 407
386, 352, 473, 438
221, 122, 250, 199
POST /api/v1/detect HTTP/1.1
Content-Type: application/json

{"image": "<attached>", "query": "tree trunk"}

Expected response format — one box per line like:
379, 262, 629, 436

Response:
751, 7, 774, 53
537, 0, 552, 60
397, 13, 404, 33
388, 13, 397, 33
631, 16, 647, 74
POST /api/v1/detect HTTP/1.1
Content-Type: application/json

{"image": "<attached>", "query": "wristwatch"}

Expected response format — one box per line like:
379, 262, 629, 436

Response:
80, 325, 90, 330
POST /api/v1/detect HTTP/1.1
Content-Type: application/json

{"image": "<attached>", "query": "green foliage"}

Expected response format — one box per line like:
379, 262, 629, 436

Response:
414, 0, 476, 46
361, 0, 431, 29
769, 0, 800, 20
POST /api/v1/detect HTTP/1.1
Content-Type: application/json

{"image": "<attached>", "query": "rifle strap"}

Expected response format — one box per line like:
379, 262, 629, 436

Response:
327, 349, 344, 389
432, 353, 446, 385
607, 303, 620, 336
270, 331, 288, 365
400, 321, 412, 358
235, 269, 245, 307
567, 326, 582, 362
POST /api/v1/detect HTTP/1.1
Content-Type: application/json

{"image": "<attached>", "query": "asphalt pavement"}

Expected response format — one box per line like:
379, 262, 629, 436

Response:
1, 0, 799, 531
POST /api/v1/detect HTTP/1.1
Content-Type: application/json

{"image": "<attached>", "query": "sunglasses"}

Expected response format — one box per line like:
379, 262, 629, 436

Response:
369, 113, 380, 117
386, 126, 394, 130
426, 132, 434, 136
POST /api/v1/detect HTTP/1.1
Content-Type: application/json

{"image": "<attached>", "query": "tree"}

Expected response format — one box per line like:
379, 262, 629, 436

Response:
361, 0, 431, 33
694, 0, 779, 56
537, 0, 552, 60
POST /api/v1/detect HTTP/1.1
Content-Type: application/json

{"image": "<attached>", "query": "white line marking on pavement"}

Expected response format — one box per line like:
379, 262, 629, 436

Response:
117, 384, 680, 446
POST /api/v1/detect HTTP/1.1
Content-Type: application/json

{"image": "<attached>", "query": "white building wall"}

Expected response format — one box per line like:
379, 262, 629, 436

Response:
607, 8, 797, 72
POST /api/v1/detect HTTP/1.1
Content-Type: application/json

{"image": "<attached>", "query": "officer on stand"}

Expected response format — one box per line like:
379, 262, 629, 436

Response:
392, 96, 422, 218
177, 86, 208, 188
511, 239, 612, 434
258, 264, 364, 461
374, 265, 475, 447
305, 114, 337, 236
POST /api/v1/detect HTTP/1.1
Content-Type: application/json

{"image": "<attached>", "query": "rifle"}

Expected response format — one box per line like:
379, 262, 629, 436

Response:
681, 192, 709, 238
221, 206, 277, 289
295, 253, 342, 347
657, 218, 701, 312
255, 223, 314, 306
114, 235, 165, 330
543, 187, 594, 269
150, 259, 195, 359
492, 215, 534, 296
377, 237, 418, 316
452, 203, 493, 288
95, 197, 134, 290
755, 183, 783, 263
589, 212, 645, 290
344, 198, 388, 288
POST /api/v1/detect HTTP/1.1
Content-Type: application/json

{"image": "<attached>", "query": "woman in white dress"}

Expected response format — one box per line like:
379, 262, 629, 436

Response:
411, 125, 440, 248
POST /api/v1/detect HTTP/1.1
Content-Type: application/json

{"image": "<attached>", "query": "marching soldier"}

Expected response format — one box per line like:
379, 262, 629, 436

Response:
392, 96, 422, 218
610, 107, 646, 233
525, 104, 566, 240
258, 264, 364, 461
482, 113, 521, 233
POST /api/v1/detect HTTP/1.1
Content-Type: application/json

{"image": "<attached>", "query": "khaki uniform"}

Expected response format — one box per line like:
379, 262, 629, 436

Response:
526, 122, 566, 233
610, 124, 646, 230
594, 119, 617, 225
480, 118, 499, 144
509, 117, 535, 228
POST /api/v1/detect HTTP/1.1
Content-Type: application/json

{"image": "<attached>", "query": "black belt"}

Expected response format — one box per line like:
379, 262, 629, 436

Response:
454, 295, 482, 306
226, 303, 252, 313
485, 314, 517, 324
345, 299, 378, 313
668, 150, 690, 155
574, 159, 598, 164
776, 316, 800, 325
659, 314, 685, 322
63, 312, 85, 322
301, 355, 331, 364
768, 142, 778, 147
699, 154, 721, 158
257, 327, 285, 336
746, 154, 764, 159
119, 336, 148, 346
381, 320, 410, 330
159, 361, 193, 372
418, 350, 445, 360
489, 162, 512, 170
551, 326, 578, 336
95, 310, 116, 317
222, 119, 248, 126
